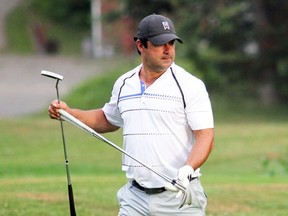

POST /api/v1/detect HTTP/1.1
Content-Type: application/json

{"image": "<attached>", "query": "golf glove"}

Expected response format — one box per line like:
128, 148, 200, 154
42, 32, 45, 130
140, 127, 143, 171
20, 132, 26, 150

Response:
165, 165, 194, 208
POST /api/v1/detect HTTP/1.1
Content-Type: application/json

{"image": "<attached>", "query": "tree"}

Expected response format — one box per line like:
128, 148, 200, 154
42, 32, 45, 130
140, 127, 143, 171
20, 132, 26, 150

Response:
173, 0, 288, 104
251, 0, 288, 103
29, 0, 288, 103
30, 0, 91, 30
123, 0, 173, 18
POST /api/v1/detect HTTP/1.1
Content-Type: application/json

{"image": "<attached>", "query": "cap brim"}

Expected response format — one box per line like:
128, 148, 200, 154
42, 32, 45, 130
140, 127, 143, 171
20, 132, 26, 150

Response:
149, 34, 183, 45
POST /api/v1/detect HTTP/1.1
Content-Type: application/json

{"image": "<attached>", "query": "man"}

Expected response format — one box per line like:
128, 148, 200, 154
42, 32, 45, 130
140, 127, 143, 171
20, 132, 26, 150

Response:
49, 14, 214, 215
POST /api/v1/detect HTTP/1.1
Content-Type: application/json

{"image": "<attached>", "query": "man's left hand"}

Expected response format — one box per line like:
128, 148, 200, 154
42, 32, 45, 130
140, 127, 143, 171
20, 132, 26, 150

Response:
165, 165, 194, 208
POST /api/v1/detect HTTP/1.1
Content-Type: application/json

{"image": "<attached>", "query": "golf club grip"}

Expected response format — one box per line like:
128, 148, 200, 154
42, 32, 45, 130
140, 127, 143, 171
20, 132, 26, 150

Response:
68, 184, 76, 216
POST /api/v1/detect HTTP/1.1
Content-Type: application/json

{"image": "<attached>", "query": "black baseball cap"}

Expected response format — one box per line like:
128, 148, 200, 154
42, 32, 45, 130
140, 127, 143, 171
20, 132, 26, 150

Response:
134, 14, 183, 45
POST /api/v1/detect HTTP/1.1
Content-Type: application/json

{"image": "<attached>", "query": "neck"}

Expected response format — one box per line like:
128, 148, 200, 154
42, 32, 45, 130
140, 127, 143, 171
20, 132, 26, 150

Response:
139, 66, 168, 87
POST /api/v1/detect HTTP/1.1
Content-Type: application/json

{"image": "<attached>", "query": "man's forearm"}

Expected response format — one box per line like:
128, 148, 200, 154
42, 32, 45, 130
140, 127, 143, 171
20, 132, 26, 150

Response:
70, 108, 119, 133
186, 128, 214, 170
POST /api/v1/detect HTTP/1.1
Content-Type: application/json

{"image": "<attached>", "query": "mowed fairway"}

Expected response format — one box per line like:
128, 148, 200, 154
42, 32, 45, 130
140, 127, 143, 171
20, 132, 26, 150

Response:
1, 111, 288, 215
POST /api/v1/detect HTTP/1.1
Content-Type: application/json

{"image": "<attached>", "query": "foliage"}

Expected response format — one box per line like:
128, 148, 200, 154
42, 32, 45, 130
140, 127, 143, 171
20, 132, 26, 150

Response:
64, 58, 137, 109
5, 4, 33, 53
15, 0, 288, 102
174, 0, 288, 102
29, 0, 91, 30
5, 1, 89, 55
121, 0, 288, 103
64, 71, 119, 109
122, 0, 173, 18
174, 1, 253, 86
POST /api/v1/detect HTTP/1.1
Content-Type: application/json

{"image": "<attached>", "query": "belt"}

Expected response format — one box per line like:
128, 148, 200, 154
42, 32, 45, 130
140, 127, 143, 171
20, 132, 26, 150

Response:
131, 180, 166, 194
131, 177, 198, 195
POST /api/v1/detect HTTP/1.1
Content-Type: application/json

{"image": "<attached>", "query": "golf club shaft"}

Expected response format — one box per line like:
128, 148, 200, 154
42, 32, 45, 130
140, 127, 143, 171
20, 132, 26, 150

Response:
55, 83, 76, 216
56, 80, 71, 184
59, 109, 186, 192
41, 70, 76, 215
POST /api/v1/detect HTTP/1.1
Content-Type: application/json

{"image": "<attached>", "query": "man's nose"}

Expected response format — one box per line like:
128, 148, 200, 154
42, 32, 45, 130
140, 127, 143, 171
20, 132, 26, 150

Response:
163, 43, 173, 52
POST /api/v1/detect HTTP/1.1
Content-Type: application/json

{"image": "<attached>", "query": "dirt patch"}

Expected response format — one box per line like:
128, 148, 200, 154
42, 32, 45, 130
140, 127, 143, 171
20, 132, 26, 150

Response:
16, 192, 65, 202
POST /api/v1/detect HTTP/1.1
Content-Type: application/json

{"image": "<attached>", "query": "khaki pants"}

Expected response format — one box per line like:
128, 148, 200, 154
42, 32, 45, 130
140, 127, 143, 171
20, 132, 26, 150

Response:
117, 179, 207, 216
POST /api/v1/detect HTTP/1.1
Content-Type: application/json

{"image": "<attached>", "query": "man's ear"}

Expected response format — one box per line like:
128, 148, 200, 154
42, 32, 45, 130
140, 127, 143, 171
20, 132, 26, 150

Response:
136, 39, 143, 52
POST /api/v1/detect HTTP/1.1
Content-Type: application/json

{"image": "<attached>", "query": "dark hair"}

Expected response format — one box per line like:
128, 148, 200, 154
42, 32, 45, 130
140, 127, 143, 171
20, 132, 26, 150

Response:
136, 38, 148, 55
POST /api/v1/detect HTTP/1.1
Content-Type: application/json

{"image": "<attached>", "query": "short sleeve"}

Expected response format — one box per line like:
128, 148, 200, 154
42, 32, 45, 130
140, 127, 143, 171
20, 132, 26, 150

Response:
102, 78, 124, 127
185, 79, 214, 130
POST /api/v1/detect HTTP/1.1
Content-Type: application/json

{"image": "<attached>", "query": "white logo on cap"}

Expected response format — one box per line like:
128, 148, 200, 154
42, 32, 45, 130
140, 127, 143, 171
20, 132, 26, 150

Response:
162, 21, 170, 30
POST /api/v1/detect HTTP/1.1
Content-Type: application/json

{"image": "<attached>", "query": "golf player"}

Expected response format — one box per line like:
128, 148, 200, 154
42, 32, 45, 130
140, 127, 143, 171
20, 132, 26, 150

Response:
48, 14, 214, 215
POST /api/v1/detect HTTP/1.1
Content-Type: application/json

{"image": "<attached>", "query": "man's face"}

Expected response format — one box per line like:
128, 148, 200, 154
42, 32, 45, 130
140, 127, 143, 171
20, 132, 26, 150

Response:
138, 40, 176, 73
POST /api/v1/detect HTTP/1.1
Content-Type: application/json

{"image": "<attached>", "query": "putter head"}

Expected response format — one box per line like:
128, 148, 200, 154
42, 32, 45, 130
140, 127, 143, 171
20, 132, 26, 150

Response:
41, 70, 64, 81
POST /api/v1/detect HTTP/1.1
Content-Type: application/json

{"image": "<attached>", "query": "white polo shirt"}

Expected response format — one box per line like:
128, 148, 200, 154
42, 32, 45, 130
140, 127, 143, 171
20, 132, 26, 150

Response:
102, 63, 214, 188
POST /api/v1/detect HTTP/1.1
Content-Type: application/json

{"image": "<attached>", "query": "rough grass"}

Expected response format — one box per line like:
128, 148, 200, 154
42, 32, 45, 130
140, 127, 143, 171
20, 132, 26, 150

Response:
1, 109, 287, 215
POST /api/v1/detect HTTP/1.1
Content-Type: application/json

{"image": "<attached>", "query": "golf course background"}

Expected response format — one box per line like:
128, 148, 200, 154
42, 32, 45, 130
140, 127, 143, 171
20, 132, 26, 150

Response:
1, 63, 288, 215
1, 1, 288, 215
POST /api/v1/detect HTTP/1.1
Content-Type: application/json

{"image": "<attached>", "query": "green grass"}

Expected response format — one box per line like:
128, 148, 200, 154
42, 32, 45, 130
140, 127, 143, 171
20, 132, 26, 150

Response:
0, 117, 125, 215
64, 66, 125, 109
4, 1, 88, 55
5, 4, 34, 53
1, 61, 288, 215
1, 116, 287, 215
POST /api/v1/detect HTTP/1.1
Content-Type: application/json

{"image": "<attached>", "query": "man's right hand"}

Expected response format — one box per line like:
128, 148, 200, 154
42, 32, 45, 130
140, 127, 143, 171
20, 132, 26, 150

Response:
48, 99, 70, 120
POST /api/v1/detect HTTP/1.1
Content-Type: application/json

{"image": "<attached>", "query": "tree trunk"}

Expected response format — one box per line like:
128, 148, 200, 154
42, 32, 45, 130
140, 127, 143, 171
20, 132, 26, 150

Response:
252, 0, 279, 105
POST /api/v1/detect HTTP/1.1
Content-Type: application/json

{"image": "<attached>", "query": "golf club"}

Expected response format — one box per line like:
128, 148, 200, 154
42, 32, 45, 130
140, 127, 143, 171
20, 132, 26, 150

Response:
58, 109, 187, 193
41, 70, 76, 216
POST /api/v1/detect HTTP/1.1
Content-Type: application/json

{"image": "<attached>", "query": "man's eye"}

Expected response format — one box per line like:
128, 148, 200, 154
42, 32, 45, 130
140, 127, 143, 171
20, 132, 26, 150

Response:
168, 40, 175, 45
